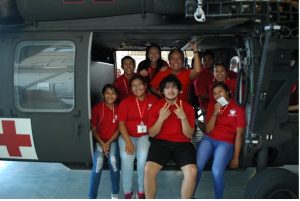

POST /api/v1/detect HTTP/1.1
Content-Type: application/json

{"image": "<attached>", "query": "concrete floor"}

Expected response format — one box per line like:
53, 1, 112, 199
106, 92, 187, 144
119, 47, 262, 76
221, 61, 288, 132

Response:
0, 160, 259, 199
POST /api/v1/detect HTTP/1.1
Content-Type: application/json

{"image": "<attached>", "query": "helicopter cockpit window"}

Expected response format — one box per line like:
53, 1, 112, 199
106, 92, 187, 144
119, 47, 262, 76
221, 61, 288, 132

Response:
14, 41, 75, 112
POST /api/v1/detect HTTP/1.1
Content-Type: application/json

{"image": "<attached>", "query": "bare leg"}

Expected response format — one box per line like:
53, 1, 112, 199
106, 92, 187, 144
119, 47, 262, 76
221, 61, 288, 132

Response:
181, 164, 198, 199
144, 161, 163, 199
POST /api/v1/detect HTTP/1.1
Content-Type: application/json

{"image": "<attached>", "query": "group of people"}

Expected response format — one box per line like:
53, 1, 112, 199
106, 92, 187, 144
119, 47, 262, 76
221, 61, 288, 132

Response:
88, 43, 246, 199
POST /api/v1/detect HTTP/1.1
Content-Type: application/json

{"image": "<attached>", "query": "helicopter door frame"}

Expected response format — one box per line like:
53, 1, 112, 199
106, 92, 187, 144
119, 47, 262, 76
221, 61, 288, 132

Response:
0, 31, 93, 165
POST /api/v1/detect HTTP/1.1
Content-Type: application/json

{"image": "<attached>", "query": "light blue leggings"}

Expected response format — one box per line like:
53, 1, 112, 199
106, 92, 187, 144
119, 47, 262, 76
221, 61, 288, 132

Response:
195, 135, 234, 199
118, 135, 150, 194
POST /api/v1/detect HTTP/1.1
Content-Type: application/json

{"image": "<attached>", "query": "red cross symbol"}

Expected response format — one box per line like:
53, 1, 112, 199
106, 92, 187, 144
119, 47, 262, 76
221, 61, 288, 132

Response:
0, 120, 32, 157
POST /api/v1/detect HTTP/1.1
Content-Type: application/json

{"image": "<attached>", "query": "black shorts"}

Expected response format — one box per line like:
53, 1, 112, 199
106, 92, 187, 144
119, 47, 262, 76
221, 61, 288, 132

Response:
147, 137, 196, 168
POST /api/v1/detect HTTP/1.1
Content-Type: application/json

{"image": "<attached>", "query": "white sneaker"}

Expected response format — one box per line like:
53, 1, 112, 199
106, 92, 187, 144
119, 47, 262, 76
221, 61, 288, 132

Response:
111, 193, 119, 199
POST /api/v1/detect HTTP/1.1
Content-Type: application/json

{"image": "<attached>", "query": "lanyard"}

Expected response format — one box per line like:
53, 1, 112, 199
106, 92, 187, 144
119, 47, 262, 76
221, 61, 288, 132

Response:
135, 98, 147, 121
98, 103, 116, 128
122, 78, 129, 95
112, 106, 116, 123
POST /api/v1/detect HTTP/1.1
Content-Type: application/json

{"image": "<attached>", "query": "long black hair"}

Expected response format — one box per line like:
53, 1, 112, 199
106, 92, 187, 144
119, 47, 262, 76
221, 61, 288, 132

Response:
137, 44, 165, 74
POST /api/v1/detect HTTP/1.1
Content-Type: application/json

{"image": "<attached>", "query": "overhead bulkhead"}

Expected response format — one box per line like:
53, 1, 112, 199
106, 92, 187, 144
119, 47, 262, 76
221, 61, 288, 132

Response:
10, 0, 185, 23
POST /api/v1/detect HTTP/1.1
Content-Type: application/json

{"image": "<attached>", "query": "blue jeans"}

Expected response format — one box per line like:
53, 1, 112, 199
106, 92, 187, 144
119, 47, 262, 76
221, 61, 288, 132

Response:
118, 135, 150, 194
88, 141, 120, 198
195, 135, 234, 199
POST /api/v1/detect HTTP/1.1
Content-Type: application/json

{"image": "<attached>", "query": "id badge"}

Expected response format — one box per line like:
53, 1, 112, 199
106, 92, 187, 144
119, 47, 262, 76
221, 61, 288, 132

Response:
217, 96, 229, 106
137, 122, 147, 133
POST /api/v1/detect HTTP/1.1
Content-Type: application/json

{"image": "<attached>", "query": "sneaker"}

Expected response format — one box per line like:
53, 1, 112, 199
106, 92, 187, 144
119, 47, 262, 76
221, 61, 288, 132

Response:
124, 191, 133, 199
111, 193, 119, 199
136, 192, 145, 199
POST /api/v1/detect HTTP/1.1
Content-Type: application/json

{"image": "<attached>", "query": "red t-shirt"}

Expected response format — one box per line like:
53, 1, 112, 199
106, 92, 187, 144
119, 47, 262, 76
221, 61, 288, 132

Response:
228, 70, 237, 79
118, 94, 158, 137
148, 99, 195, 142
193, 68, 214, 110
91, 101, 118, 142
138, 60, 169, 82
113, 74, 134, 102
206, 100, 246, 144
151, 68, 192, 102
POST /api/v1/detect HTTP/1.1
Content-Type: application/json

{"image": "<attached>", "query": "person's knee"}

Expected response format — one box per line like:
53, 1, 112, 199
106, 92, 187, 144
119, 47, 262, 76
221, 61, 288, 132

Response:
109, 155, 118, 172
212, 165, 223, 178
138, 150, 149, 161
120, 151, 134, 162
95, 156, 104, 173
183, 165, 198, 179
190, 165, 198, 178
144, 163, 159, 179
196, 160, 206, 171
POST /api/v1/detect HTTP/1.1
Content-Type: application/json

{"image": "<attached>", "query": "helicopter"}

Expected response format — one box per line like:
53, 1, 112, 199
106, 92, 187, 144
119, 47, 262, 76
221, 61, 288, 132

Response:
0, 0, 298, 198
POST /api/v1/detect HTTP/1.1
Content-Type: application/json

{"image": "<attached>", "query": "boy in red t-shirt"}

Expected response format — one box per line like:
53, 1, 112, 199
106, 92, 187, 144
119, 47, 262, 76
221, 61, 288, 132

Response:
114, 56, 136, 103
194, 50, 214, 112
144, 74, 197, 199
150, 43, 202, 102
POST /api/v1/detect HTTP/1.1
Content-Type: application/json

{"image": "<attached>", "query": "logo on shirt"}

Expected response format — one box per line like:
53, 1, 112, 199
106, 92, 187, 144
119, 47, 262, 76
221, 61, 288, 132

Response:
147, 104, 153, 110
228, 109, 236, 117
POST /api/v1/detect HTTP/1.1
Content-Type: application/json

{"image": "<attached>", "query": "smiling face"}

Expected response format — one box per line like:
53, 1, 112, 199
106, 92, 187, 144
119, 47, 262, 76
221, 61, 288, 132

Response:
214, 64, 227, 82
169, 50, 184, 72
131, 78, 147, 98
122, 58, 135, 76
212, 85, 229, 101
148, 46, 161, 64
103, 88, 118, 105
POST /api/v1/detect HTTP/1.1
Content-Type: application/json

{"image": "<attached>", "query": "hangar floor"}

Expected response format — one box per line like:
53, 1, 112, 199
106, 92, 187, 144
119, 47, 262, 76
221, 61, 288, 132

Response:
0, 160, 252, 199
0, 161, 297, 199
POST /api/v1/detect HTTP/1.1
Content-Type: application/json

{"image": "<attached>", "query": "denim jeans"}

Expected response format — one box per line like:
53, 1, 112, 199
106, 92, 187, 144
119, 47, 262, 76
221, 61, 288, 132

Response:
118, 135, 150, 194
195, 135, 234, 199
88, 141, 120, 198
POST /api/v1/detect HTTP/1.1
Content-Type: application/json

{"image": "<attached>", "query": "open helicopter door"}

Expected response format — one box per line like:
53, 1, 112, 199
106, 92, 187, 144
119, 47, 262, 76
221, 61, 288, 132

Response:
245, 26, 298, 168
0, 32, 93, 166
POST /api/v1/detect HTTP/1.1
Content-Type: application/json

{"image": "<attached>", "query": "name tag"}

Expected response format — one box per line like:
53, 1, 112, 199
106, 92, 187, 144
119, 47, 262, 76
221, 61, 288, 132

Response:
137, 122, 147, 133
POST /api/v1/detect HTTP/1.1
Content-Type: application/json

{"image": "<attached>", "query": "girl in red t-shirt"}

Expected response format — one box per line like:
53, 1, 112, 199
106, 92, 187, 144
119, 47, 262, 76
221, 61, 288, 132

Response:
137, 44, 169, 83
88, 84, 120, 199
194, 82, 246, 199
208, 62, 237, 106
118, 75, 158, 199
